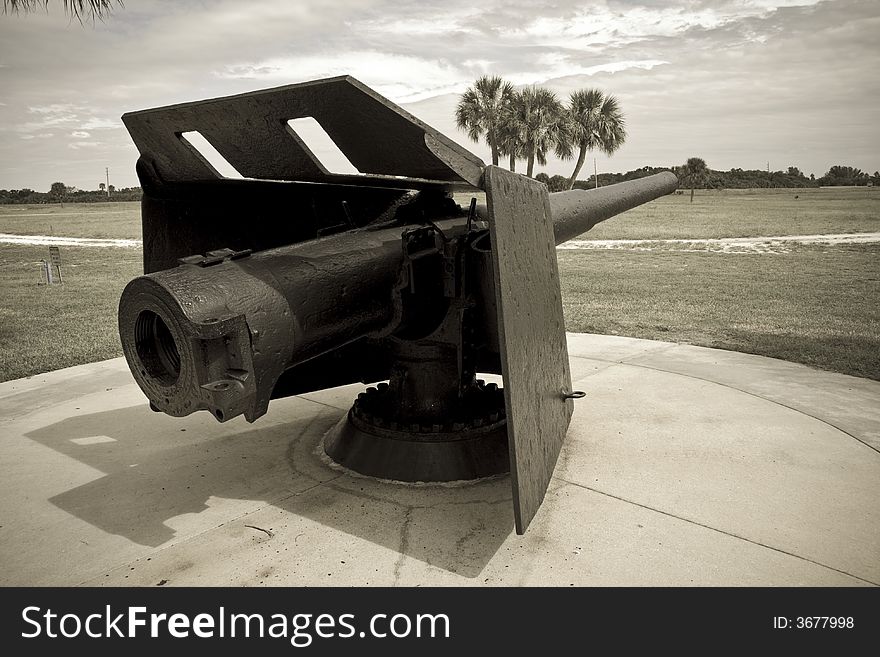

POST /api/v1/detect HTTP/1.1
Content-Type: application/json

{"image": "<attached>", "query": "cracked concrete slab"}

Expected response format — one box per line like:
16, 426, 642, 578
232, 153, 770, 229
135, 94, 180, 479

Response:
0, 334, 877, 586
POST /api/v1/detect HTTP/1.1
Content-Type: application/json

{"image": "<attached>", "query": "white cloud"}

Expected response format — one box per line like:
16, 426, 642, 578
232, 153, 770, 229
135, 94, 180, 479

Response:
71, 131, 90, 138
507, 59, 670, 86
28, 103, 85, 115
357, 12, 482, 36
68, 141, 101, 150
81, 117, 120, 130
215, 51, 470, 102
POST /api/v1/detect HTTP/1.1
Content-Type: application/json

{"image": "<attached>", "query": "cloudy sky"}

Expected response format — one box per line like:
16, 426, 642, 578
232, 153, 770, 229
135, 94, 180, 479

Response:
1, 0, 878, 191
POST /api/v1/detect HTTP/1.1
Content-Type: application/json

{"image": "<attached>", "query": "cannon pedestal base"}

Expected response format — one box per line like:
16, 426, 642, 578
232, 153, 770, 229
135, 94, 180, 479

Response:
323, 380, 510, 482
323, 416, 509, 482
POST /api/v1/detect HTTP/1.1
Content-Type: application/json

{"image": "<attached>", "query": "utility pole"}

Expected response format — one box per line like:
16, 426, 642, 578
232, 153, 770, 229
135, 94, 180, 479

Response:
594, 158, 598, 189
106, 167, 110, 197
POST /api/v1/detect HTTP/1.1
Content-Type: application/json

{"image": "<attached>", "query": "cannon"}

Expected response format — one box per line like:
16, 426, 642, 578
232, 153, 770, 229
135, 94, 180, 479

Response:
118, 76, 677, 532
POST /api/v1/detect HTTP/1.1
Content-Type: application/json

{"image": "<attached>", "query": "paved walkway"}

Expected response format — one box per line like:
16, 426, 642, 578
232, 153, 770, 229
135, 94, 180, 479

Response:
0, 334, 877, 586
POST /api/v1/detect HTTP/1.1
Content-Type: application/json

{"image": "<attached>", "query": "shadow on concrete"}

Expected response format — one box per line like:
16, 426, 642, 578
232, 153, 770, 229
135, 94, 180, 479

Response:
25, 401, 512, 578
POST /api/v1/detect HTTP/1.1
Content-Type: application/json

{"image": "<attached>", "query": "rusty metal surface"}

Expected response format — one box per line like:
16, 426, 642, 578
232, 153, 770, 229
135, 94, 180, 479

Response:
484, 166, 573, 534
119, 220, 412, 423
122, 76, 484, 188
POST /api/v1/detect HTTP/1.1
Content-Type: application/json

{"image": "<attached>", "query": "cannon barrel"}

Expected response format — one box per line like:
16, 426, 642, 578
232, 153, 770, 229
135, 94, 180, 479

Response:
119, 172, 676, 425
471, 171, 678, 244
549, 171, 678, 245
120, 229, 401, 423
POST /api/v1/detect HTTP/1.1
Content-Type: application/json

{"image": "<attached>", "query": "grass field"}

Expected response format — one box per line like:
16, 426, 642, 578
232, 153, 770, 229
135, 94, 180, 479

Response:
1, 187, 878, 382
0, 244, 141, 382
584, 187, 880, 240
558, 245, 879, 380
0, 202, 142, 240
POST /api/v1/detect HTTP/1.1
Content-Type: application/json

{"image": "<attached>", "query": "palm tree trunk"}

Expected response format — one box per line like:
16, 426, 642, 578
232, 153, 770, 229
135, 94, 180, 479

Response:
527, 151, 535, 178
690, 186, 694, 203
567, 145, 587, 190
489, 131, 499, 166
509, 151, 516, 172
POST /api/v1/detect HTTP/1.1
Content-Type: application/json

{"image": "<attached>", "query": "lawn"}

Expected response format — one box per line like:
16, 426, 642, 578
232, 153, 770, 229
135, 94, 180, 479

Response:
583, 187, 880, 240
1, 187, 878, 382
0, 202, 142, 240
0, 244, 142, 381
558, 244, 880, 380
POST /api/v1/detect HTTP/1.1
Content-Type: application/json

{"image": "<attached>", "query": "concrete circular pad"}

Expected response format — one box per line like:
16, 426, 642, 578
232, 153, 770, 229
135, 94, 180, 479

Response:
0, 333, 877, 586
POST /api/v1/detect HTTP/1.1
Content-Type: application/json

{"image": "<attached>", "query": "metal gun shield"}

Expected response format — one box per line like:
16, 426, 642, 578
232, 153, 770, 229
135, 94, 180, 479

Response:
484, 166, 574, 534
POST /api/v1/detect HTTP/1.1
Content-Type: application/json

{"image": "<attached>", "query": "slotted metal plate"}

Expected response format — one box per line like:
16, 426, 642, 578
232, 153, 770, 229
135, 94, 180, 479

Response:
484, 166, 574, 534
122, 76, 484, 187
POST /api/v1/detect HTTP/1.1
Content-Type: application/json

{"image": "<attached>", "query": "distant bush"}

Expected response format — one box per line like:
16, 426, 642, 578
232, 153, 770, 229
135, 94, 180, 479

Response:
562, 164, 880, 190
0, 186, 142, 204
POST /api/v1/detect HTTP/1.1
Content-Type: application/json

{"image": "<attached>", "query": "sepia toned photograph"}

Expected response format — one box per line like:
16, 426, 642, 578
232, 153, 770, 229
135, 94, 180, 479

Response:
0, 0, 876, 616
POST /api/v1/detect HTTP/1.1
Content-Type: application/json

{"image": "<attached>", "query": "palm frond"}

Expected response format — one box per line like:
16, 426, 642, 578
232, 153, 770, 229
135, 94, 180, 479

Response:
455, 75, 517, 163
3, 0, 122, 22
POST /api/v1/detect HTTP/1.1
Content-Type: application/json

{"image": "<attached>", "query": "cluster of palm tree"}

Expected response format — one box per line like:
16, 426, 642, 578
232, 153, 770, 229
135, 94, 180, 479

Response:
455, 75, 627, 190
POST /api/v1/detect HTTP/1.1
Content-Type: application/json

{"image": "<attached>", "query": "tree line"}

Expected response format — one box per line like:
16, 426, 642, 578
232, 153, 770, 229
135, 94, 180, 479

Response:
0, 163, 874, 206
676, 164, 879, 191
532, 163, 880, 193
0, 182, 142, 204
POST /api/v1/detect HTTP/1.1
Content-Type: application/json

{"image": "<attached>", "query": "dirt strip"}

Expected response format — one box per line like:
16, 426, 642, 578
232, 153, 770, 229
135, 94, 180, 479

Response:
0, 233, 142, 248
3, 232, 879, 253
558, 232, 880, 253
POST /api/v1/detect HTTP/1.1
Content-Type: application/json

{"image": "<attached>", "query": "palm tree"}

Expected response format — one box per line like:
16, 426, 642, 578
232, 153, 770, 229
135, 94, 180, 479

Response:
565, 89, 626, 190
497, 90, 524, 173
679, 157, 709, 203
498, 125, 520, 172
455, 76, 516, 167
3, 1, 121, 20
504, 86, 570, 178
